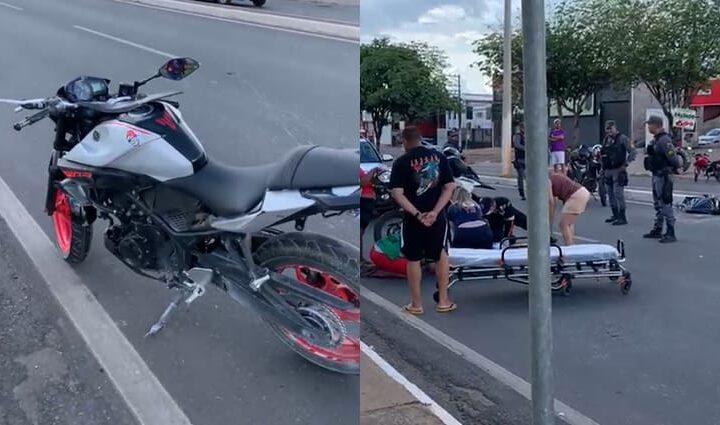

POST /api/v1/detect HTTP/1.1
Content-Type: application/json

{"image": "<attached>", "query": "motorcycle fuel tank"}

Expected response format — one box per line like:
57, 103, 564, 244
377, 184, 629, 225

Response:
63, 102, 206, 182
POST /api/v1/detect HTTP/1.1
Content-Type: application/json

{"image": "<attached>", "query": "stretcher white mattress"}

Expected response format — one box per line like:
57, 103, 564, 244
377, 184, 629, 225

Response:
449, 244, 619, 268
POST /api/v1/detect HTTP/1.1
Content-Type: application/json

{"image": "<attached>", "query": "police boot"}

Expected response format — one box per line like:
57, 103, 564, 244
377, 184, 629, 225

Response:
643, 225, 663, 239
605, 207, 618, 223
612, 209, 628, 226
659, 225, 676, 243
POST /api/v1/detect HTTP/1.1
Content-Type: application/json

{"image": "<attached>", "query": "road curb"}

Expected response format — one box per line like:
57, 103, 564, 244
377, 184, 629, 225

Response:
476, 174, 698, 205
118, 0, 358, 41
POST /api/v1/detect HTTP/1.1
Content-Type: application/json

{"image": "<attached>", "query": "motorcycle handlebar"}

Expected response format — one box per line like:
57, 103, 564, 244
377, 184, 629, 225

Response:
13, 109, 50, 131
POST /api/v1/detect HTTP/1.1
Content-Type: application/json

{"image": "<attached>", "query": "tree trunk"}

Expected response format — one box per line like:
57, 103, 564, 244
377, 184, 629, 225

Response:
573, 111, 581, 147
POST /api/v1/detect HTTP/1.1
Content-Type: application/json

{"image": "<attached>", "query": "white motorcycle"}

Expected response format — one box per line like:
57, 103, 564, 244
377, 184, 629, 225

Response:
0, 58, 360, 374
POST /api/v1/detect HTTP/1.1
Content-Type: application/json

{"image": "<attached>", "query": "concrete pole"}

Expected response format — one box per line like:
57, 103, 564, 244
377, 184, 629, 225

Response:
521, 0, 555, 423
458, 74, 463, 150
501, 0, 513, 177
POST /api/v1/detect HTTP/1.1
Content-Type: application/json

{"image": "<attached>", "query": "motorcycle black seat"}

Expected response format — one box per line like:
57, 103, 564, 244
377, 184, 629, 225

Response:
166, 146, 358, 217
165, 159, 271, 217
267, 145, 358, 190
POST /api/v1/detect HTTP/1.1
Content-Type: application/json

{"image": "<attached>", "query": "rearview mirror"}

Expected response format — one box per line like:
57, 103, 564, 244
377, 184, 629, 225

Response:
159, 58, 200, 81
382, 154, 393, 162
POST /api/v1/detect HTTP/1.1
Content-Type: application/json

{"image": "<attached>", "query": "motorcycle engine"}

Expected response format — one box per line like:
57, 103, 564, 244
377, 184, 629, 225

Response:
105, 223, 175, 276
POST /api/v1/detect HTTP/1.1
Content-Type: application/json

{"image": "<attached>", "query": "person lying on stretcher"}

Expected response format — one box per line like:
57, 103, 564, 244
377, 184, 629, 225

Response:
447, 187, 529, 248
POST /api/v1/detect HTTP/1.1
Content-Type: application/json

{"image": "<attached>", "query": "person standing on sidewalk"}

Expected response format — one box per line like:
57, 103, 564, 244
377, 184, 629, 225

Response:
389, 126, 457, 315
548, 119, 566, 173
643, 116, 681, 243
512, 123, 526, 200
601, 121, 636, 225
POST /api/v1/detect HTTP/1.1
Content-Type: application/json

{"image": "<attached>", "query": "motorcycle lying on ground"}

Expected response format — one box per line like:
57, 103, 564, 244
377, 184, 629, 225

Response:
370, 145, 495, 243
567, 144, 606, 206
0, 58, 360, 374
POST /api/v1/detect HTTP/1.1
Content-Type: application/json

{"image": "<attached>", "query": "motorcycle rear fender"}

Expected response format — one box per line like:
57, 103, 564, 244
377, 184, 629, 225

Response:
301, 187, 359, 212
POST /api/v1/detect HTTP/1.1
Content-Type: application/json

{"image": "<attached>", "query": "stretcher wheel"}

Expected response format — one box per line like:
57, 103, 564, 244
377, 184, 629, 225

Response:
620, 272, 632, 295
562, 278, 572, 296
551, 275, 572, 294
432, 288, 451, 304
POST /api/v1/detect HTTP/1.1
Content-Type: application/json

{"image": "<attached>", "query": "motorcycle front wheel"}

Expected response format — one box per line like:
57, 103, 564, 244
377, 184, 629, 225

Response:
253, 232, 360, 374
51, 189, 92, 264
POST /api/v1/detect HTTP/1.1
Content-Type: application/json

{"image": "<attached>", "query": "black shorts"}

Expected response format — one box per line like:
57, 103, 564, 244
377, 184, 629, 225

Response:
360, 198, 375, 229
400, 215, 449, 262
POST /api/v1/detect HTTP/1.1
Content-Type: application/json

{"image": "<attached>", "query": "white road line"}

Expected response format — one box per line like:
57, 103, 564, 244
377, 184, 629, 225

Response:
361, 286, 602, 425
0, 1, 22, 11
113, 0, 358, 44
361, 342, 463, 425
73, 25, 177, 58
0, 176, 193, 425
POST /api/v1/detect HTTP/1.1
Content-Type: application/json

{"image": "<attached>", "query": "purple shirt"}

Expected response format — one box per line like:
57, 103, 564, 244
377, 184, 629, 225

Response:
549, 128, 565, 152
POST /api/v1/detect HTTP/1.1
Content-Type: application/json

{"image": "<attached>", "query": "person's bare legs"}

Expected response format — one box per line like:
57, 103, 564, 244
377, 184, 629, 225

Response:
406, 260, 423, 309
559, 213, 578, 245
435, 250, 452, 307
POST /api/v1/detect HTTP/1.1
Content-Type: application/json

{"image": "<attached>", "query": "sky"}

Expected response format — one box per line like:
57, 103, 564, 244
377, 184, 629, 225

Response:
360, 0, 530, 94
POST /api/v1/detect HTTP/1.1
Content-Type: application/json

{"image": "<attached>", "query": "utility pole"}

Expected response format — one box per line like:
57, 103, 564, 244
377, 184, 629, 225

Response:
501, 0, 513, 177
521, 0, 555, 423
457, 74, 463, 150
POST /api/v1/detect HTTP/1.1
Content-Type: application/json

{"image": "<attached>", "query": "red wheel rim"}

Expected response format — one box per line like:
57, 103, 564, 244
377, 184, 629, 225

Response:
52, 190, 72, 254
278, 265, 360, 365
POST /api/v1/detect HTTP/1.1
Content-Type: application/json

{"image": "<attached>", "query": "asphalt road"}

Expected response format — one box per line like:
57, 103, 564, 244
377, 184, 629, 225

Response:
363, 184, 720, 425
472, 162, 720, 195
187, 0, 358, 23
0, 1, 358, 424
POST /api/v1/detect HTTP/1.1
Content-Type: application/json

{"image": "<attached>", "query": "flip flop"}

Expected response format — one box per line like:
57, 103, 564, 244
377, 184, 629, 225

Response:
402, 304, 424, 315
436, 303, 458, 313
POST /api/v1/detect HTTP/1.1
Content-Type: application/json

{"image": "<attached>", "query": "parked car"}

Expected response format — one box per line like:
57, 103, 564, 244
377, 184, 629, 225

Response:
360, 139, 392, 174
698, 128, 720, 146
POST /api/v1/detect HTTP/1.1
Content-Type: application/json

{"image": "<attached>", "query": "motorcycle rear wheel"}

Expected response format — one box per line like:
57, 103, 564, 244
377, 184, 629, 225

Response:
254, 232, 359, 374
372, 209, 403, 243
51, 189, 92, 264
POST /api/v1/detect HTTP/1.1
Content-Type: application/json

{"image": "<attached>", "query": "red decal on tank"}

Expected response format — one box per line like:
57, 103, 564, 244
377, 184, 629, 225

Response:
155, 111, 177, 130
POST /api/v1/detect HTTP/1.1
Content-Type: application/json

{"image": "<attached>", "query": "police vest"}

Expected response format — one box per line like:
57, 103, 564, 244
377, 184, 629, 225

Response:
601, 136, 625, 169
646, 133, 673, 173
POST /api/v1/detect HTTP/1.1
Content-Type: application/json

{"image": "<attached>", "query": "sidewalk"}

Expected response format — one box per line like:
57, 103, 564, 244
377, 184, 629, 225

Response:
361, 350, 449, 425
0, 219, 138, 425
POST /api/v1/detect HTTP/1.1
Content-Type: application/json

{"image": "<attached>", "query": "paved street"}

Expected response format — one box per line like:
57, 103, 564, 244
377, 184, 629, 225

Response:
0, 1, 358, 424
363, 182, 720, 425
472, 162, 720, 195
186, 0, 358, 23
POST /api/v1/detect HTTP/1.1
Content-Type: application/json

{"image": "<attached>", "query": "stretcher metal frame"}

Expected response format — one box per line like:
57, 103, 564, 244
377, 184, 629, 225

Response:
436, 237, 632, 300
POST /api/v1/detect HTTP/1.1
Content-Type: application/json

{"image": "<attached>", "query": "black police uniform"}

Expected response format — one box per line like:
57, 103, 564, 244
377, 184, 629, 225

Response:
643, 131, 680, 242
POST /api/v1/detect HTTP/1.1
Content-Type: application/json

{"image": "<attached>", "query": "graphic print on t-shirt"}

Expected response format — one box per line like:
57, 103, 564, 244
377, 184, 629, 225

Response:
410, 155, 441, 196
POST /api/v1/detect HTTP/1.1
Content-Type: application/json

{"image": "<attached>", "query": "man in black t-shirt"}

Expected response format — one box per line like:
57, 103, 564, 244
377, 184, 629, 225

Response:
389, 126, 457, 315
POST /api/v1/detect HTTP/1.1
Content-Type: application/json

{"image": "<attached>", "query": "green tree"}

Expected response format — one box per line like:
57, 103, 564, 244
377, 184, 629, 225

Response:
472, 30, 524, 109
592, 0, 720, 133
474, 1, 611, 145
545, 0, 610, 144
360, 38, 454, 140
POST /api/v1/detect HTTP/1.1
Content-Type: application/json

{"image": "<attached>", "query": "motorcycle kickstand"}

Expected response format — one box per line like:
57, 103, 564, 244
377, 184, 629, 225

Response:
145, 268, 213, 337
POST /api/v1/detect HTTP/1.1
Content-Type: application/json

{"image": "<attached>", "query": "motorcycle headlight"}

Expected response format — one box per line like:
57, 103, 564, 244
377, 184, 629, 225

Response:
378, 170, 391, 183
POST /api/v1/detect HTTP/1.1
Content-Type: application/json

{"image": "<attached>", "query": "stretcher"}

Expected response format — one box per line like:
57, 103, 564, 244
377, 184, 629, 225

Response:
434, 238, 632, 301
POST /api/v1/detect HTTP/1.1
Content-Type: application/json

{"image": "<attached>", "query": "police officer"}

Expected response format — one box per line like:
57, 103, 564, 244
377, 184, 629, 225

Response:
643, 116, 681, 243
601, 121, 636, 225
512, 123, 526, 200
